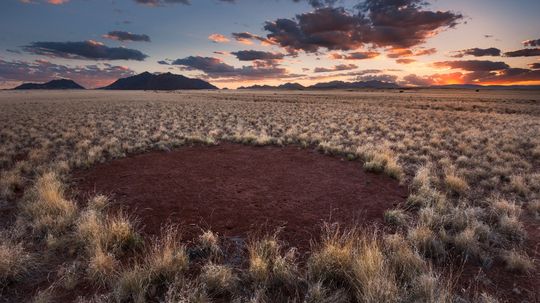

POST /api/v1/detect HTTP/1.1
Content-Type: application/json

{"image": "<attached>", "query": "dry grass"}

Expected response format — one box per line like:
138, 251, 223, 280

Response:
0, 89, 539, 302
0, 238, 33, 287
23, 172, 77, 235
199, 263, 237, 296
501, 250, 535, 273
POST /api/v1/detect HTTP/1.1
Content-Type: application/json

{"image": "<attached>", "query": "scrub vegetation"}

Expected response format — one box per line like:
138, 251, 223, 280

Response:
0, 89, 538, 302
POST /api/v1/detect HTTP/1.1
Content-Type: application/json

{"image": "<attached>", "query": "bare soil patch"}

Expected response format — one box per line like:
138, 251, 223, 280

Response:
73, 143, 408, 251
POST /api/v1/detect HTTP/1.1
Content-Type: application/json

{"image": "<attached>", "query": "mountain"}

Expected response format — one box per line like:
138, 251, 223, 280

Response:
13, 79, 85, 90
238, 80, 398, 90
237, 84, 275, 90
309, 80, 399, 89
102, 72, 217, 90
278, 82, 305, 90
238, 82, 305, 90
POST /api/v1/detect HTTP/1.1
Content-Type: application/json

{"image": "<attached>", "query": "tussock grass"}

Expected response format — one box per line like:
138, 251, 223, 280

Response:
501, 250, 534, 273
247, 233, 298, 291
407, 224, 446, 260
444, 173, 469, 196
199, 263, 237, 296
87, 245, 117, 287
0, 238, 33, 287
384, 209, 408, 227
23, 172, 77, 235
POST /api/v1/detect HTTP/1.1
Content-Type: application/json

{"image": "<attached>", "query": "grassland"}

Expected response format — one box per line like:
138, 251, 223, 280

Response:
0, 89, 538, 302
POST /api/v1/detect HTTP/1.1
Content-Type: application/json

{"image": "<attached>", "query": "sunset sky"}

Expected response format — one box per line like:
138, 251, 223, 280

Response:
1, 0, 539, 88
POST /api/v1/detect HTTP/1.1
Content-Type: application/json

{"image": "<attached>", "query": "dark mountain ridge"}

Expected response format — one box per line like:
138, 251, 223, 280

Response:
101, 72, 217, 90
13, 79, 85, 90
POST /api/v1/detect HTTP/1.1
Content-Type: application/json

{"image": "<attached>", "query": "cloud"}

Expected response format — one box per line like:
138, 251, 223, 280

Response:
396, 58, 415, 64
356, 73, 398, 83
451, 47, 501, 58
264, 1, 462, 53
0, 59, 134, 88
20, 0, 70, 4
504, 48, 540, 57
414, 48, 437, 56
433, 60, 509, 71
208, 34, 230, 43
529, 62, 540, 69
103, 31, 151, 42
314, 64, 358, 73
230, 50, 284, 61
133, 0, 234, 6
387, 47, 436, 58
523, 39, 540, 47
401, 72, 465, 86
386, 49, 413, 58
402, 67, 540, 86
478, 68, 540, 84
292, 0, 337, 8
23, 40, 148, 61
133, 0, 190, 6
168, 55, 301, 80
330, 51, 380, 60
231, 32, 273, 45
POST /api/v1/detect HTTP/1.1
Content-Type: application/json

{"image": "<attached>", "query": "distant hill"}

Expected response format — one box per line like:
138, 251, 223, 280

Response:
238, 82, 305, 90
239, 80, 398, 90
309, 80, 399, 89
13, 79, 85, 90
102, 72, 217, 90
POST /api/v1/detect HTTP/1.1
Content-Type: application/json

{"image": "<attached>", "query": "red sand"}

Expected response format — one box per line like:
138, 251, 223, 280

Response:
73, 143, 408, 250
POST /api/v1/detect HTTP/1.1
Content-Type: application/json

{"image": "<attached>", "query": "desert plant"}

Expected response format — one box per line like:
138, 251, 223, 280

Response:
0, 239, 33, 286
23, 171, 78, 235
501, 250, 534, 273
199, 263, 237, 296
384, 209, 408, 227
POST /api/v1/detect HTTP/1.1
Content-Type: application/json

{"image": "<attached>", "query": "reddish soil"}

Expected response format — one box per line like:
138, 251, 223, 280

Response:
73, 143, 408, 252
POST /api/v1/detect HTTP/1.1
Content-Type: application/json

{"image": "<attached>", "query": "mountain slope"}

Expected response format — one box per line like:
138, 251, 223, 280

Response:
102, 72, 217, 90
13, 79, 85, 90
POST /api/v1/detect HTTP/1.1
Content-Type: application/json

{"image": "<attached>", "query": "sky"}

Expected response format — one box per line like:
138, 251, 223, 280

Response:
0, 0, 539, 89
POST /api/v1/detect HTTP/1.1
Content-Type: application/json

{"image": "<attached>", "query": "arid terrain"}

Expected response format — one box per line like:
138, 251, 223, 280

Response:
0, 89, 539, 302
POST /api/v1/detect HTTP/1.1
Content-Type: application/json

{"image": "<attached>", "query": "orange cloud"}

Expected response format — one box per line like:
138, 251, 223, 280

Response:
208, 34, 230, 43
47, 0, 69, 4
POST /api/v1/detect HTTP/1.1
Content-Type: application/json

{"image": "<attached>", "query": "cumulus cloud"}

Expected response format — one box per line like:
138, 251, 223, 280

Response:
433, 60, 509, 71
523, 38, 540, 47
330, 51, 380, 60
504, 48, 540, 57
264, 1, 462, 53
231, 50, 284, 61
0, 59, 134, 88
208, 34, 230, 43
231, 32, 273, 45
23, 40, 148, 61
451, 47, 501, 58
167, 55, 301, 80
103, 31, 151, 42
314, 64, 358, 73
